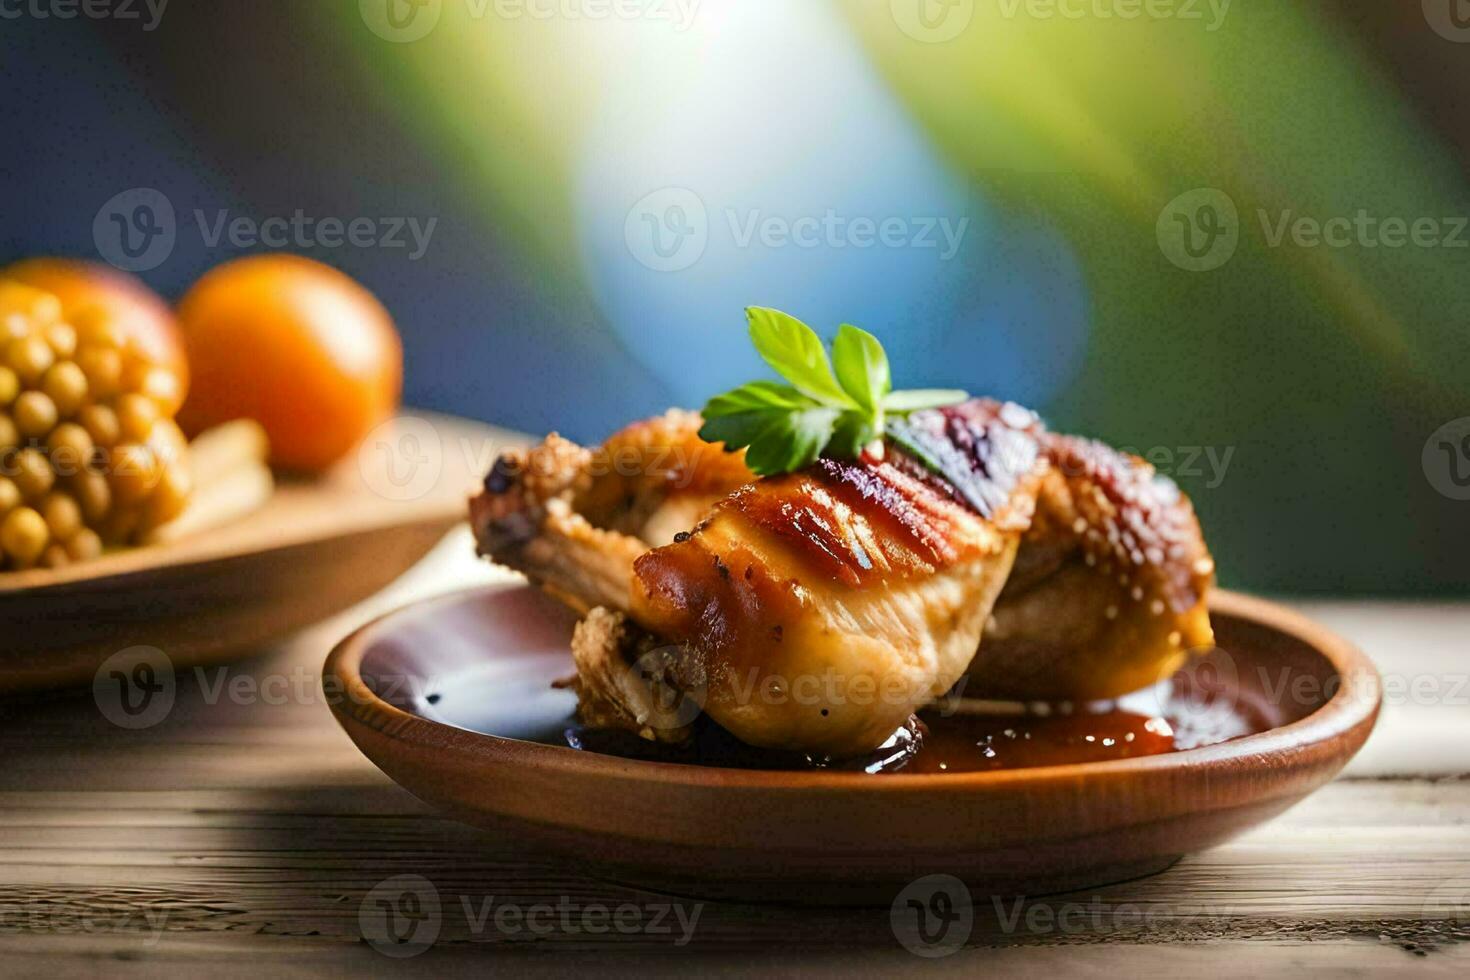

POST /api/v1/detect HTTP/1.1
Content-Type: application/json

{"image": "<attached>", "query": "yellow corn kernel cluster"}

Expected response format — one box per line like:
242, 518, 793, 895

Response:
0, 281, 190, 570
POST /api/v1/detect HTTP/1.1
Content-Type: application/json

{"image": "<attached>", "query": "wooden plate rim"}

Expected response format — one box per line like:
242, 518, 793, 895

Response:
0, 510, 462, 597
324, 587, 1382, 791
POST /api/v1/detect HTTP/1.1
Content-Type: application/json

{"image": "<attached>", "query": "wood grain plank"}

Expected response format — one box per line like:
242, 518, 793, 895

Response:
1301, 601, 1470, 779
1, 781, 1468, 953
3, 537, 1469, 968
0, 935, 1461, 980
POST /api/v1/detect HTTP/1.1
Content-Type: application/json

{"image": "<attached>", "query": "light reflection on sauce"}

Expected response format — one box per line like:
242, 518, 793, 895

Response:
565, 671, 1266, 774
901, 708, 1179, 774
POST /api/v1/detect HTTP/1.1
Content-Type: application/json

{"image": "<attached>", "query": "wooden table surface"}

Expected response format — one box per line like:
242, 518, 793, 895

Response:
2, 527, 1467, 977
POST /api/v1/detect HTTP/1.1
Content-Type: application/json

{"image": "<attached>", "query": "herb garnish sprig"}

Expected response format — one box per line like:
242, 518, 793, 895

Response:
698, 308, 967, 476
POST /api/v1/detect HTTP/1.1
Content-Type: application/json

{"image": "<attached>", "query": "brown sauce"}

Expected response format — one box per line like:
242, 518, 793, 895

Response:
564, 690, 1257, 775
901, 708, 1178, 774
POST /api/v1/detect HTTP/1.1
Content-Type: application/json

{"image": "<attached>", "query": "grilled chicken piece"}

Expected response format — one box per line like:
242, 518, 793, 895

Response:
472, 401, 1216, 758
631, 403, 1046, 756
470, 411, 753, 614
973, 433, 1216, 700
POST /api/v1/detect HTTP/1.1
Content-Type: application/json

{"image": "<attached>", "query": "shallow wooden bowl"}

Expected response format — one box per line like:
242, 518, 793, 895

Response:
324, 586, 1381, 905
1, 413, 520, 694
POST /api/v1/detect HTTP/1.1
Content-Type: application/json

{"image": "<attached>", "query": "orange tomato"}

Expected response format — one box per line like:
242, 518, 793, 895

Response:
175, 255, 402, 472
3, 257, 189, 393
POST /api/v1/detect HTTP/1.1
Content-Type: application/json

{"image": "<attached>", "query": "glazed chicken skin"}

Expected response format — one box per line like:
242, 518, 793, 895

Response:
631, 408, 1045, 756
472, 400, 1215, 758
975, 433, 1216, 700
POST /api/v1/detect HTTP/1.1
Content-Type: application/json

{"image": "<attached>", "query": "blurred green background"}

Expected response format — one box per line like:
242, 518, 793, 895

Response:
1, 0, 1466, 594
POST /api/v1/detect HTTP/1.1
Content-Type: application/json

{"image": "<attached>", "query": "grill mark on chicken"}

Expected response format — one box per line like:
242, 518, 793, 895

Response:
720, 446, 1040, 589
811, 459, 960, 573
887, 400, 1047, 519
719, 467, 934, 588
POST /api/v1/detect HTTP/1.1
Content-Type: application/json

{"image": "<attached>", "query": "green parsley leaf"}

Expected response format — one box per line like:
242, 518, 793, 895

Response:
832, 323, 891, 413
827, 412, 880, 460
703, 380, 816, 417
699, 308, 969, 477
703, 406, 840, 476
746, 307, 856, 407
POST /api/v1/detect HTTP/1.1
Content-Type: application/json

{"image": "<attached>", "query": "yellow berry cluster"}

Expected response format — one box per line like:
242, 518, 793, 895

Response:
0, 281, 191, 570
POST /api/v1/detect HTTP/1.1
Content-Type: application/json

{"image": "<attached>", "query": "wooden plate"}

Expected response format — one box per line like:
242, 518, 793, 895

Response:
324, 586, 1382, 905
1, 412, 522, 694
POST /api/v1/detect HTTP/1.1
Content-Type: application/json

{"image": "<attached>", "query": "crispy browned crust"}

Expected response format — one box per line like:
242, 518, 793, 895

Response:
469, 433, 642, 615
973, 429, 1216, 700
469, 412, 755, 614
565, 607, 696, 744
1041, 433, 1214, 615
576, 409, 755, 535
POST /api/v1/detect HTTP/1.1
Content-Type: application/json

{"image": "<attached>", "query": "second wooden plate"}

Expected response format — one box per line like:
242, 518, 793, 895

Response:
1, 412, 522, 694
